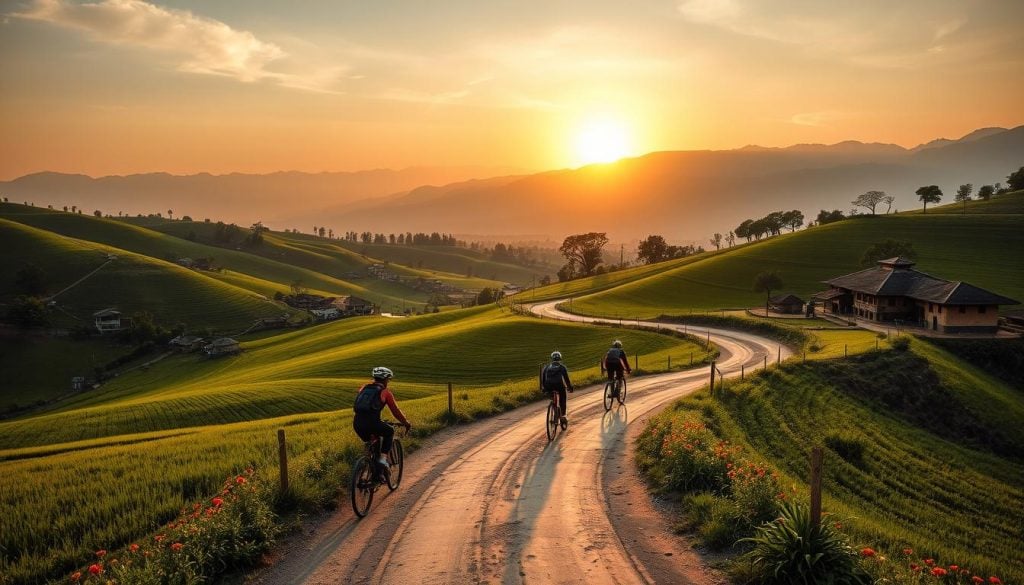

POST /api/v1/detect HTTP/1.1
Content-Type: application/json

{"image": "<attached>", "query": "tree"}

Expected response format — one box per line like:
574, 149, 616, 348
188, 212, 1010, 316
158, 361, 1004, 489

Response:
852, 190, 887, 216
753, 271, 784, 317
167, 209, 173, 220
726, 231, 736, 247
6, 296, 49, 329
735, 219, 754, 242
559, 232, 608, 276
915, 185, 942, 214
93, 209, 102, 217
816, 209, 845, 225
955, 183, 973, 213
860, 239, 917, 266
882, 195, 895, 214
782, 210, 804, 231
318, 226, 326, 238
637, 235, 668, 264
1007, 166, 1024, 191
977, 185, 995, 201
476, 287, 494, 305
181, 215, 192, 221
710, 233, 722, 250
15, 263, 47, 296
290, 279, 306, 296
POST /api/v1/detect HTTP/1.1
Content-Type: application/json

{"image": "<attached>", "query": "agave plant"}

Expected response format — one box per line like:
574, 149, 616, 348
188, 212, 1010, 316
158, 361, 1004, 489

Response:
740, 501, 870, 585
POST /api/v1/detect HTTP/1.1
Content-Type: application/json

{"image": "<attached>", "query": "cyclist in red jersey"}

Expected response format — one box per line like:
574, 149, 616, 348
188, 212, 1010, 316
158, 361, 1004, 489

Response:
353, 367, 411, 470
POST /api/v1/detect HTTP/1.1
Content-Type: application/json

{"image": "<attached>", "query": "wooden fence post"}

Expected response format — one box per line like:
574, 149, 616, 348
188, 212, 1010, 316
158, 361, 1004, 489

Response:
803, 351, 806, 363
845, 344, 848, 358
741, 364, 744, 380
810, 447, 823, 528
277, 429, 289, 493
709, 361, 716, 397
690, 352, 693, 366
668, 355, 671, 370
764, 355, 767, 370
706, 330, 711, 348
777, 346, 781, 364
635, 354, 639, 370
447, 382, 453, 415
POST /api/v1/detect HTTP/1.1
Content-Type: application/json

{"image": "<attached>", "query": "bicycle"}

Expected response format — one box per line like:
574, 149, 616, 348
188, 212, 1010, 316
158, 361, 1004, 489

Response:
545, 390, 566, 441
350, 421, 407, 518
603, 374, 627, 411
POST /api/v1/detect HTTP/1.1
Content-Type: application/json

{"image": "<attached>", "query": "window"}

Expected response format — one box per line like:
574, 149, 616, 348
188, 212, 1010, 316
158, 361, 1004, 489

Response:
979, 306, 987, 314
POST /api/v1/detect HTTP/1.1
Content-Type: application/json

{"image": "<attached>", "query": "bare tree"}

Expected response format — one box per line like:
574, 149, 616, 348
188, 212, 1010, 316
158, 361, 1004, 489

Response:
852, 190, 887, 216
882, 195, 895, 214
710, 233, 722, 250
726, 231, 736, 247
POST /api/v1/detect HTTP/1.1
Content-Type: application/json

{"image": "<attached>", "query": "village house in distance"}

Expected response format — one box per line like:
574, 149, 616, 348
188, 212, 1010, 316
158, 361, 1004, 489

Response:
814, 257, 1019, 333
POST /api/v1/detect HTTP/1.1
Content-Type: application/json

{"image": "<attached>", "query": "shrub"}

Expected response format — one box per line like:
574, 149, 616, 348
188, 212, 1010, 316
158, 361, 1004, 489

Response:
739, 502, 870, 585
890, 336, 910, 351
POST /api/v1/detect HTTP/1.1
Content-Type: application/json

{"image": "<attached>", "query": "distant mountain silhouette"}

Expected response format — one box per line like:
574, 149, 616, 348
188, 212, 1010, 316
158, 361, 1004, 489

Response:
2, 127, 1021, 240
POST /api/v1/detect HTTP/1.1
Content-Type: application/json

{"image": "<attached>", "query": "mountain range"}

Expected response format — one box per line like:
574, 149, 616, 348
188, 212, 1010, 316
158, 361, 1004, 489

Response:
2, 126, 1021, 242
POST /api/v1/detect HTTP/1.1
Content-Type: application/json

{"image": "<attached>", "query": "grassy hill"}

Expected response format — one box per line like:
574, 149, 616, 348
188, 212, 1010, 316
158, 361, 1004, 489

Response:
566, 213, 1024, 318
0, 306, 708, 583
639, 339, 1024, 582
904, 188, 1024, 215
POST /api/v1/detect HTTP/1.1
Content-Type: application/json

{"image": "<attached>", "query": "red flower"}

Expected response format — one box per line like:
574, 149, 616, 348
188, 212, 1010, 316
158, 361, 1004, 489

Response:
949, 565, 959, 572
910, 564, 921, 573
70, 572, 82, 582
129, 543, 139, 553
88, 564, 102, 575
834, 522, 843, 530
171, 542, 183, 552
903, 548, 914, 555
925, 559, 935, 567
860, 548, 876, 558
932, 568, 948, 577
236, 475, 247, 484
95, 549, 106, 558
155, 534, 165, 543
973, 578, 984, 584
212, 496, 224, 507
989, 578, 1002, 584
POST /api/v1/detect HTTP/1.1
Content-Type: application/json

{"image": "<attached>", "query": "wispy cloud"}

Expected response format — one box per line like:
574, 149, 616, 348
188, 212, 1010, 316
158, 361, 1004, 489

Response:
14, 0, 341, 91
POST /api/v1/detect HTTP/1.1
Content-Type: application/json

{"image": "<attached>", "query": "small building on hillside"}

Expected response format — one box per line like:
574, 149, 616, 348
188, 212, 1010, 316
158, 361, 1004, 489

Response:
93, 308, 126, 333
71, 376, 86, 391
334, 295, 374, 316
768, 293, 804, 314
169, 335, 205, 352
204, 337, 240, 357
311, 307, 341, 321
813, 257, 1019, 333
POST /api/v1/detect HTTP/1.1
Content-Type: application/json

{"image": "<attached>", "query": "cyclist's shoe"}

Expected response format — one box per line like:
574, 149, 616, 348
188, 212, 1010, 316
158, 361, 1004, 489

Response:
377, 456, 390, 472
560, 416, 568, 429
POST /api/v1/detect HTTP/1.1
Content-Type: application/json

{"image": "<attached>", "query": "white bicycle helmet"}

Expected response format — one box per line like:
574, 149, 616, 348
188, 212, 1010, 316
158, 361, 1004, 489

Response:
371, 366, 394, 380
612, 340, 622, 348
550, 351, 562, 361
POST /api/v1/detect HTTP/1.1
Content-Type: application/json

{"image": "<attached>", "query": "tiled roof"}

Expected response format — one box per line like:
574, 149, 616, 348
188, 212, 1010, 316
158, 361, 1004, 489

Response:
824, 262, 1019, 305
769, 293, 804, 304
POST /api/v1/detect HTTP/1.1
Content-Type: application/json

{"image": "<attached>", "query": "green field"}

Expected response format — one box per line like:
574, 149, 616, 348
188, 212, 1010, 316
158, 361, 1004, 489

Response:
903, 189, 1024, 215
568, 214, 1024, 318
640, 339, 1024, 582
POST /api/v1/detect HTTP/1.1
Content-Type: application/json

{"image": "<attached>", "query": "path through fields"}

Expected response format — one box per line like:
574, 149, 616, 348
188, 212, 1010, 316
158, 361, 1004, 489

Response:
254, 301, 792, 585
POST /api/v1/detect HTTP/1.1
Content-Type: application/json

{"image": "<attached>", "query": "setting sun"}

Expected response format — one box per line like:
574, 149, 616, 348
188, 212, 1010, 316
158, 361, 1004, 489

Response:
573, 118, 633, 166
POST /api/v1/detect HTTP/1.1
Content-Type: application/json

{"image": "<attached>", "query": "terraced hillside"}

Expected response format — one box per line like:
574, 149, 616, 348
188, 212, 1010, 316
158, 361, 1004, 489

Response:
0, 306, 708, 583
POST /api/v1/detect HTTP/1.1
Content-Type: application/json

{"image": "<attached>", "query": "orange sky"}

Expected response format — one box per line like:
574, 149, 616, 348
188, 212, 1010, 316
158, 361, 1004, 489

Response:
1, 0, 1023, 179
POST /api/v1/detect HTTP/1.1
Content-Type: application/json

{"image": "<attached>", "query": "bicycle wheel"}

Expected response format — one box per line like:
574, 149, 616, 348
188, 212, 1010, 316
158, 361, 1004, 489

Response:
546, 401, 558, 441
603, 381, 613, 411
387, 439, 404, 491
618, 377, 627, 404
350, 458, 374, 518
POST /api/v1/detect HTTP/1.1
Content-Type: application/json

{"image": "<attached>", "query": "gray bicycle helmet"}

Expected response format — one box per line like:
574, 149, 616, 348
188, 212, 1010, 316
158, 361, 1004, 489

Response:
612, 340, 622, 348
371, 366, 394, 380
550, 351, 562, 361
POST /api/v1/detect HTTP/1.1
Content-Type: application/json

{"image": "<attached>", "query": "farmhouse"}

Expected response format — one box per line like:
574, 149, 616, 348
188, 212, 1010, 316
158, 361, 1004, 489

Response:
169, 335, 205, 352
334, 295, 374, 316
93, 308, 127, 333
813, 257, 1019, 333
204, 337, 240, 356
768, 293, 804, 314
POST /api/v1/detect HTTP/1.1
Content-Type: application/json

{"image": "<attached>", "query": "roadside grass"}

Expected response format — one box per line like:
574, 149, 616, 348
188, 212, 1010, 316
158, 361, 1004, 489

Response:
563, 214, 1024, 317
637, 340, 1024, 583
0, 218, 286, 333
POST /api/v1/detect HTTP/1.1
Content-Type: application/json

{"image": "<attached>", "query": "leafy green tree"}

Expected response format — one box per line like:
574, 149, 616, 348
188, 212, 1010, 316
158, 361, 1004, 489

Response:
851, 191, 886, 216
782, 210, 804, 231
1007, 166, 1024, 191
637, 235, 669, 264
735, 219, 754, 242
977, 185, 995, 201
753, 270, 784, 316
861, 239, 916, 266
93, 209, 102, 217
476, 287, 494, 305
915, 185, 942, 214
955, 183, 973, 213
6, 296, 49, 329
559, 232, 608, 276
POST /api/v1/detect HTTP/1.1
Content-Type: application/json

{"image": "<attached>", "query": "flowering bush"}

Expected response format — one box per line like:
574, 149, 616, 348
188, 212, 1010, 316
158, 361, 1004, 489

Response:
67, 468, 278, 584
857, 545, 1004, 585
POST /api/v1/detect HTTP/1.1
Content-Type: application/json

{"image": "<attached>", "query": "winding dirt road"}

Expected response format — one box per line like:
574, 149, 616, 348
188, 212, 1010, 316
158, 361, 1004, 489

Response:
255, 302, 791, 585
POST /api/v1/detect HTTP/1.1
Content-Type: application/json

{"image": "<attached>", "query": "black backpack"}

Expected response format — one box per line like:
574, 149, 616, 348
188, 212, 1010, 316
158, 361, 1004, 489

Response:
543, 363, 565, 388
353, 383, 385, 414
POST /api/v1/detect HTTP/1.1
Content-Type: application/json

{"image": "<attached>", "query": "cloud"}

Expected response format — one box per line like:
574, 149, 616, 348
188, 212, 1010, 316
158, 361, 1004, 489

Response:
14, 0, 340, 90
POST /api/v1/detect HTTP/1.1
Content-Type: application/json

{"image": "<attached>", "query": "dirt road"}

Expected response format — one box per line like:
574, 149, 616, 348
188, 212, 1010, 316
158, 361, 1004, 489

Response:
254, 302, 790, 585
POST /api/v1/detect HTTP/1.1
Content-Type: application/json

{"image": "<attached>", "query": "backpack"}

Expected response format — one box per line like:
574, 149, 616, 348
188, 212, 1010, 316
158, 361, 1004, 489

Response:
353, 383, 385, 414
605, 348, 624, 367
543, 363, 565, 389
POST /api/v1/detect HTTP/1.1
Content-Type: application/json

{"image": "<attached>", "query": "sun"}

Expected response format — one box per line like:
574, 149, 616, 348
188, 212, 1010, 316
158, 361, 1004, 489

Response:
573, 118, 632, 166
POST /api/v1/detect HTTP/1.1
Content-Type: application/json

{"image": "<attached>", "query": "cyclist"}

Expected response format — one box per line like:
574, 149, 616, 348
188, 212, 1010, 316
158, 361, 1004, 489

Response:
353, 367, 412, 470
603, 340, 631, 399
540, 351, 574, 426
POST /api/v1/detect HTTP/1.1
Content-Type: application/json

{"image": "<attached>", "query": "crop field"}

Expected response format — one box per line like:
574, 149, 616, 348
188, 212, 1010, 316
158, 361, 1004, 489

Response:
643, 340, 1024, 582
568, 214, 1024, 318
0, 219, 285, 332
